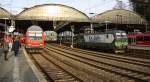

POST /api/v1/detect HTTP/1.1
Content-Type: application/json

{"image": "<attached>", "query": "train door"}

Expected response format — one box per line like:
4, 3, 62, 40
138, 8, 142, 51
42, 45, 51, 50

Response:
128, 34, 136, 45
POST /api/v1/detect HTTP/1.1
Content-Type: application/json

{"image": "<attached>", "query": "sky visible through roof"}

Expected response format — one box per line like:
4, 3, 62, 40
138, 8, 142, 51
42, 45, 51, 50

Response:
0, 0, 132, 16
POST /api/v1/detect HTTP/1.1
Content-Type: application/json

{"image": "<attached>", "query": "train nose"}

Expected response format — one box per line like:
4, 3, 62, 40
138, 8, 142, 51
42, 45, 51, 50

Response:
121, 41, 128, 48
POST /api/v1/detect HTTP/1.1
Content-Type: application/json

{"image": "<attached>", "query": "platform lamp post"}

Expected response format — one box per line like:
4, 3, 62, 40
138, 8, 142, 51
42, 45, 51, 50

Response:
145, 21, 148, 32
89, 12, 95, 33
3, 18, 8, 34
71, 25, 74, 48
104, 21, 110, 31
133, 29, 139, 45
60, 33, 63, 46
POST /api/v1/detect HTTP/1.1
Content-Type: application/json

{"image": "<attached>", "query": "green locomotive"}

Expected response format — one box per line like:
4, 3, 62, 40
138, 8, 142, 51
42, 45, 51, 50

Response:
74, 30, 128, 53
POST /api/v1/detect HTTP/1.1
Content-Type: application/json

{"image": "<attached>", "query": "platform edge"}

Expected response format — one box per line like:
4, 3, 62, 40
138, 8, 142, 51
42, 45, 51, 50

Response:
22, 48, 48, 82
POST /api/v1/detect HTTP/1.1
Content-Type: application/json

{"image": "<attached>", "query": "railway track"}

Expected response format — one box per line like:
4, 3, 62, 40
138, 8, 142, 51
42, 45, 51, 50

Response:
43, 47, 132, 82
125, 50, 150, 59
30, 53, 83, 82
52, 44, 150, 67
45, 44, 150, 82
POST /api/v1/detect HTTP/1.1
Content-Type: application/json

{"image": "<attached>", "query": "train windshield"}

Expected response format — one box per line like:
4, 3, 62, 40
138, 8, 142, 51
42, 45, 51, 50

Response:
28, 36, 42, 41
116, 32, 127, 39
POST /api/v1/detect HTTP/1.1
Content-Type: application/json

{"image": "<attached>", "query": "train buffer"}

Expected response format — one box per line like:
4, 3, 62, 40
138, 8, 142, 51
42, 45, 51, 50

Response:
0, 47, 47, 82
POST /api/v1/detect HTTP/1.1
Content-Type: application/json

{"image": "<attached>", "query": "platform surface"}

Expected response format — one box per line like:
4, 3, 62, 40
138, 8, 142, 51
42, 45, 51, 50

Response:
128, 45, 150, 51
0, 48, 45, 82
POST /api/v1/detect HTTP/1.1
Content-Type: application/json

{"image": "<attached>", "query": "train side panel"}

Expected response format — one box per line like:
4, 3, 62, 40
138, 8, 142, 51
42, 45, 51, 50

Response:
83, 34, 115, 50
128, 33, 150, 45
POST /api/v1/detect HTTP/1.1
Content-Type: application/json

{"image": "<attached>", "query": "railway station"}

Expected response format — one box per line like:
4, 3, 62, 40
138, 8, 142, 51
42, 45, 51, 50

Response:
0, 0, 150, 82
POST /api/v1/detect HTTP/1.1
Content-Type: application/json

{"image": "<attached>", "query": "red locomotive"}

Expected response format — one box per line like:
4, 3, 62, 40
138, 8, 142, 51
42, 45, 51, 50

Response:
128, 32, 150, 45
25, 25, 44, 52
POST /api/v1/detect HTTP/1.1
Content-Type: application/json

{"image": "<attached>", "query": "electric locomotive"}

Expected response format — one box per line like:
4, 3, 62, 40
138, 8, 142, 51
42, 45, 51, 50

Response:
25, 25, 44, 52
75, 30, 128, 53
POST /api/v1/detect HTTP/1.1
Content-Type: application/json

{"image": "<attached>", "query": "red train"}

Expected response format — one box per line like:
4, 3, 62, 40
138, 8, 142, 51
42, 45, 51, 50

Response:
128, 32, 150, 45
25, 25, 44, 52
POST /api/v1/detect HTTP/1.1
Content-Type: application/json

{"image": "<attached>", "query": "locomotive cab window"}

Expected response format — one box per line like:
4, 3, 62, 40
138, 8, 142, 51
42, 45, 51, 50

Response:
116, 33, 127, 39
28, 36, 42, 41
122, 33, 127, 38
116, 33, 121, 39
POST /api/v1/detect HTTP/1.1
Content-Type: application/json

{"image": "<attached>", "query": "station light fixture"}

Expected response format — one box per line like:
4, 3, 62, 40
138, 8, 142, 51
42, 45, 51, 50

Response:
104, 21, 111, 31
8, 25, 15, 32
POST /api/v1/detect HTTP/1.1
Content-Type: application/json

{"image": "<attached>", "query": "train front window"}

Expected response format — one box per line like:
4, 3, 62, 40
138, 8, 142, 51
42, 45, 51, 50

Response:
116, 33, 121, 39
121, 33, 127, 38
116, 32, 127, 39
28, 36, 42, 41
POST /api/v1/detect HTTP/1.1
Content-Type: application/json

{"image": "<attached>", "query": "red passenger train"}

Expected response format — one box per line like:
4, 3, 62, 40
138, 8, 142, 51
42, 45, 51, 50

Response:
25, 25, 44, 52
128, 32, 150, 45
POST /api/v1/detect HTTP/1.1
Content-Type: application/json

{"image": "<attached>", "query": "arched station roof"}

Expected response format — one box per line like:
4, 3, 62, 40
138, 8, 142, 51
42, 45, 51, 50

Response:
0, 7, 11, 19
91, 9, 146, 24
15, 4, 90, 22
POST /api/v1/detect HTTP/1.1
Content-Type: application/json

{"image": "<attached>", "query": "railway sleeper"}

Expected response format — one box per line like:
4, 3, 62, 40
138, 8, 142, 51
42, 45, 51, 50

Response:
51, 74, 73, 79
54, 74, 72, 77
141, 76, 150, 81
47, 69, 62, 72
46, 70, 77, 81
48, 72, 68, 75
55, 78, 76, 82
133, 75, 150, 80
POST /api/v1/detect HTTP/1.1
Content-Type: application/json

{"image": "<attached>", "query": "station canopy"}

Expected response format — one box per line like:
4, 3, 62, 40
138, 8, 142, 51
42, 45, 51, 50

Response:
0, 7, 11, 19
91, 9, 147, 24
15, 4, 90, 22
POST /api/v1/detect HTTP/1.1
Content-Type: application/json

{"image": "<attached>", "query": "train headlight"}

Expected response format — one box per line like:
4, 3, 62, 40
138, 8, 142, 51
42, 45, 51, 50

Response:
115, 42, 121, 48
115, 42, 120, 46
124, 41, 128, 46
40, 44, 43, 46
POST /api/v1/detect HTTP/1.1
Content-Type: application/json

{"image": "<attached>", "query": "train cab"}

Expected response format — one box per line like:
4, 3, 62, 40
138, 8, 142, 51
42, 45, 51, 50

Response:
25, 25, 44, 52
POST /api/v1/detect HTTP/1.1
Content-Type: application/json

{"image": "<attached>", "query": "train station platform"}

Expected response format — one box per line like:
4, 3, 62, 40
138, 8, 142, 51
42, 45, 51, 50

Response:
0, 48, 48, 82
128, 45, 150, 51
127, 45, 150, 54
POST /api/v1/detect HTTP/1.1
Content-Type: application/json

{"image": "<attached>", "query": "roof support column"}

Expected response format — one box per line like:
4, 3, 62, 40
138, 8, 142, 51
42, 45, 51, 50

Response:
53, 21, 57, 30
90, 22, 93, 33
4, 19, 7, 33
145, 22, 148, 32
